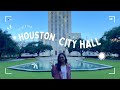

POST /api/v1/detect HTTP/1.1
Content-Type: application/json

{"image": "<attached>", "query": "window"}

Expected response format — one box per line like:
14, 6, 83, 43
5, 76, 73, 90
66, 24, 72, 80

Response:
55, 12, 57, 21
51, 12, 53, 18
55, 51, 57, 55
51, 19, 53, 24
55, 19, 57, 23
51, 12, 53, 14
51, 24, 53, 32
59, 28, 61, 39
63, 25, 65, 37
51, 28, 53, 33
55, 27, 57, 39
67, 24, 69, 33
59, 15, 61, 23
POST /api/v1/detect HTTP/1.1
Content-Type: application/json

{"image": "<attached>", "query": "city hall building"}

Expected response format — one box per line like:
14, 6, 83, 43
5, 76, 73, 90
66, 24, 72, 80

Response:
40, 11, 81, 56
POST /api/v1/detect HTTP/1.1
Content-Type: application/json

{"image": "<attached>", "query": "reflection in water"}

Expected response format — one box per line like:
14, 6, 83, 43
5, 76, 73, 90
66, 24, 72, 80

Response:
8, 58, 113, 71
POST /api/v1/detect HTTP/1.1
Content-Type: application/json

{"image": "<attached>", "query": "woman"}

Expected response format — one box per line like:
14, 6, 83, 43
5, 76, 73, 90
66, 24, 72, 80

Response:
50, 53, 71, 79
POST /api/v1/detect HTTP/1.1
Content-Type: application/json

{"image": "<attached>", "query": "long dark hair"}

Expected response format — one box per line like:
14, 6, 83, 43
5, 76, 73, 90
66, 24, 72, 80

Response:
56, 53, 67, 72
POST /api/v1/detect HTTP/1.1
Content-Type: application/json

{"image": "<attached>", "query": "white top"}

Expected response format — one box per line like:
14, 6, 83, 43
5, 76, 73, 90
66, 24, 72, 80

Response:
61, 65, 67, 79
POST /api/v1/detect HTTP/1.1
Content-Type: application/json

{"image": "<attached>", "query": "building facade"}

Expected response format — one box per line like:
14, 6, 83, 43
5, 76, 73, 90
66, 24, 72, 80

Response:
66, 33, 81, 40
48, 11, 71, 55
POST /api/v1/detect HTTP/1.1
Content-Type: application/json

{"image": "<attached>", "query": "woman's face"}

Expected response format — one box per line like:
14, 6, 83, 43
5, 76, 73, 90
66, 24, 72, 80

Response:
59, 54, 65, 63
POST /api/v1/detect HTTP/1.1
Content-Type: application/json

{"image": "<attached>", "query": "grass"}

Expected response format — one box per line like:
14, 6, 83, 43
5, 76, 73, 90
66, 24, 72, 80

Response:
72, 58, 120, 79
0, 58, 120, 79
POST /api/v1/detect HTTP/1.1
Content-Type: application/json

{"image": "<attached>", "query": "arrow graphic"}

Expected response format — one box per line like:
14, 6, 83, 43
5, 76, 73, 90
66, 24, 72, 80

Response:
109, 68, 115, 75
31, 63, 38, 69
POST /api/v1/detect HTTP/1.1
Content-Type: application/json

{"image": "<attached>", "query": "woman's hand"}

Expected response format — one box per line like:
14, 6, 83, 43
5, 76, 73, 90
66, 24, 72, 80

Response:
50, 60, 54, 65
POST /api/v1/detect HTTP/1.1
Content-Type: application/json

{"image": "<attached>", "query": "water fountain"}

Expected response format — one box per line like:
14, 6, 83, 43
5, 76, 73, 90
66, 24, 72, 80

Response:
7, 57, 113, 72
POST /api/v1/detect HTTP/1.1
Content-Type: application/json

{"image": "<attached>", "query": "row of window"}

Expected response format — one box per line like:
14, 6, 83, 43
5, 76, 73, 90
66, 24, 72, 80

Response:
50, 11, 70, 39
50, 29, 69, 39
50, 11, 70, 16
50, 18, 69, 23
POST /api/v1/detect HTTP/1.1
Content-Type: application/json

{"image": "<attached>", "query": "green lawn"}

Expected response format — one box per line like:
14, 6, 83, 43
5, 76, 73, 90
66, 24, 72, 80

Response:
0, 58, 120, 79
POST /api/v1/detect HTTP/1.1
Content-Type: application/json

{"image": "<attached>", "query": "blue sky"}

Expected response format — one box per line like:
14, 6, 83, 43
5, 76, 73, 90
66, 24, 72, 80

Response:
0, 11, 120, 41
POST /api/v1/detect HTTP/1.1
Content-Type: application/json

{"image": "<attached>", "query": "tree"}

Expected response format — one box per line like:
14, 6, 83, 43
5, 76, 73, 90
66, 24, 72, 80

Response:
18, 46, 25, 58
24, 41, 53, 57
67, 41, 74, 53
43, 44, 53, 56
25, 42, 38, 54
36, 41, 45, 56
5, 38, 19, 57
99, 26, 120, 57
0, 29, 19, 58
87, 39, 101, 53
0, 30, 9, 57
75, 38, 87, 56
67, 38, 85, 56
36, 43, 53, 56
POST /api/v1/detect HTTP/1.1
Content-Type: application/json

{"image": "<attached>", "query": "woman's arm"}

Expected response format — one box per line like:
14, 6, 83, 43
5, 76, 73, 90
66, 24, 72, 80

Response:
50, 60, 56, 78
67, 64, 71, 79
